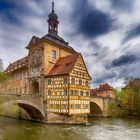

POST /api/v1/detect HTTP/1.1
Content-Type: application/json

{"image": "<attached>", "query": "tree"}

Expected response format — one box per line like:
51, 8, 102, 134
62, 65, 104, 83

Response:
119, 78, 140, 116
0, 72, 9, 82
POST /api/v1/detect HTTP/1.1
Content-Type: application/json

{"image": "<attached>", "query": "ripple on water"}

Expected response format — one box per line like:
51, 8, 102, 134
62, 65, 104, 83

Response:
0, 117, 140, 140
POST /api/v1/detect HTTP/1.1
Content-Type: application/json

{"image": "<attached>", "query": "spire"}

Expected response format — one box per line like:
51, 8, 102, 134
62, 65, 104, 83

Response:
48, 0, 59, 35
52, 0, 54, 13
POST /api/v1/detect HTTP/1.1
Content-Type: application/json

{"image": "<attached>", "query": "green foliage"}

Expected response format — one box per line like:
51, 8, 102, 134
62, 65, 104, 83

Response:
109, 102, 118, 110
112, 88, 120, 99
119, 77, 140, 116
0, 72, 9, 82
120, 86, 133, 106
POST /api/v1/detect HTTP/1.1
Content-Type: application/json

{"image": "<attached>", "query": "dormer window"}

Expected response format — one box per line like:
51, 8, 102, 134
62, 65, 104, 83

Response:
52, 50, 56, 59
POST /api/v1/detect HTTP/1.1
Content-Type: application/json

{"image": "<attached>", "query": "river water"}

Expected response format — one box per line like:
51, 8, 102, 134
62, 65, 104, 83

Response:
0, 116, 140, 140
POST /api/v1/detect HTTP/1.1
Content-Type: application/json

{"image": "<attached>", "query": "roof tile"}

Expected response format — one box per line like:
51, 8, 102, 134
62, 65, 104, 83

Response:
47, 53, 79, 76
5, 56, 28, 73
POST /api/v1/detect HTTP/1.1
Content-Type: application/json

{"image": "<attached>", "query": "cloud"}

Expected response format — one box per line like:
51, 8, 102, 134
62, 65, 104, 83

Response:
71, 0, 115, 38
0, 0, 140, 88
94, 71, 117, 84
110, 0, 134, 11
108, 54, 138, 68
123, 24, 140, 42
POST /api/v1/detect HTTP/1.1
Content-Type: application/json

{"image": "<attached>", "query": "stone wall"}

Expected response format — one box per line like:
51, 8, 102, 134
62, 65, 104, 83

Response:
0, 95, 29, 119
47, 112, 87, 124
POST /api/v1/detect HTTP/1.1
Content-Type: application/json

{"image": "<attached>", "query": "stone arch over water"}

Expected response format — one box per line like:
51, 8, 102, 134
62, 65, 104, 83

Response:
90, 102, 103, 115
17, 100, 45, 121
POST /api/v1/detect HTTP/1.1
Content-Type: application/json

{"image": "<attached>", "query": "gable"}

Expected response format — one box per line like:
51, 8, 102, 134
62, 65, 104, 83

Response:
26, 36, 40, 49
70, 54, 91, 80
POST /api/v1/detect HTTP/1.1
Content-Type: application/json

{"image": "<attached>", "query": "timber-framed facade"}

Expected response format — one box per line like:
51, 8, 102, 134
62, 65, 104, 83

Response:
0, 2, 91, 120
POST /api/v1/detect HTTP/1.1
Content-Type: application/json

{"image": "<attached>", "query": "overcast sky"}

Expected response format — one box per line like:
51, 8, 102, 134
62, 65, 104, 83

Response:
0, 0, 140, 88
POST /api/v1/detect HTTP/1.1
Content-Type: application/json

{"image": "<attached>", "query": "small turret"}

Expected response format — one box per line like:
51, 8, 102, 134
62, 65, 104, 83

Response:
48, 1, 59, 35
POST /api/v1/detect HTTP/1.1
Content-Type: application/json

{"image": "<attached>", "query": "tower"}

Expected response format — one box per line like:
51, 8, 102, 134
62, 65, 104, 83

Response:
48, 1, 59, 35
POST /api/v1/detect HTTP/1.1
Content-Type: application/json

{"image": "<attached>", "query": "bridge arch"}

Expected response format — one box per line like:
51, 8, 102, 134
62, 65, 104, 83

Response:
17, 100, 45, 121
90, 102, 103, 115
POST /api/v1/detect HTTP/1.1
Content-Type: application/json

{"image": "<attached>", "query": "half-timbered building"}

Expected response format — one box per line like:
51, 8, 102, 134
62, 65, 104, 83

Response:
0, 2, 91, 118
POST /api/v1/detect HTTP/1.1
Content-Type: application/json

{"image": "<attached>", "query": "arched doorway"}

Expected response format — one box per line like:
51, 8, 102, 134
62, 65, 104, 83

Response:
90, 102, 103, 116
32, 81, 39, 94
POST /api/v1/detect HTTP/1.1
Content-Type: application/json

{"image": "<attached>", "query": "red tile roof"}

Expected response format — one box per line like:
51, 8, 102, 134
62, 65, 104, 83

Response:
90, 88, 99, 95
91, 83, 113, 97
5, 56, 28, 73
99, 83, 113, 91
47, 53, 80, 77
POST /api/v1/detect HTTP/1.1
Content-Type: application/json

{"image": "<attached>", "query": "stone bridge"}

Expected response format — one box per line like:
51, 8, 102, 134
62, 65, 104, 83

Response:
0, 94, 45, 121
0, 94, 118, 120
90, 96, 115, 116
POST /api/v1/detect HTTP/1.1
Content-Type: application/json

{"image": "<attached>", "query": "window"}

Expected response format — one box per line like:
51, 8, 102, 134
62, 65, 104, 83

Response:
86, 105, 89, 109
86, 81, 88, 86
64, 78, 67, 84
48, 79, 51, 85
71, 78, 75, 84
16, 88, 18, 94
63, 104, 67, 109
20, 87, 22, 94
75, 90, 78, 96
76, 104, 81, 109
66, 62, 71, 67
48, 90, 51, 96
64, 90, 67, 96
71, 90, 74, 96
86, 91, 89, 96
24, 87, 26, 94
79, 79, 82, 85
80, 91, 83, 96
52, 50, 56, 59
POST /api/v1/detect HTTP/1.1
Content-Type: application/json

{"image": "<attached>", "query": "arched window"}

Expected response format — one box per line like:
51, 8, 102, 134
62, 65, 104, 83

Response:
52, 50, 56, 59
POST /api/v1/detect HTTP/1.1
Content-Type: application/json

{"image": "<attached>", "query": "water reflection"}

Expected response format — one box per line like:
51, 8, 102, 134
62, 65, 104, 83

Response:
0, 116, 140, 140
